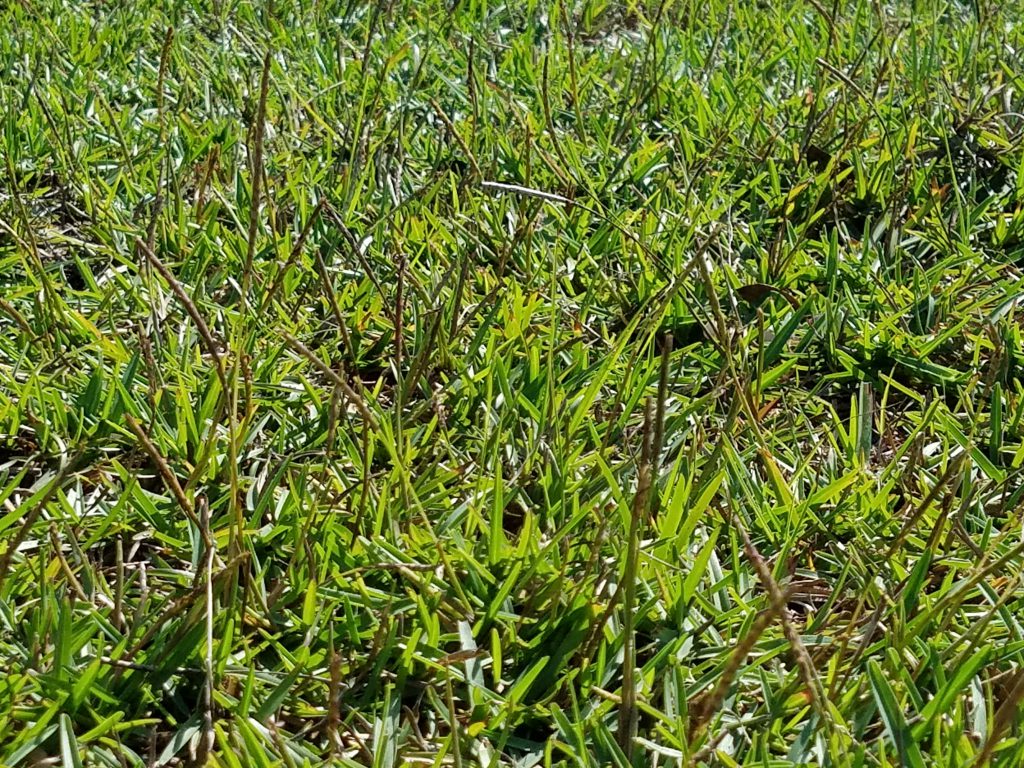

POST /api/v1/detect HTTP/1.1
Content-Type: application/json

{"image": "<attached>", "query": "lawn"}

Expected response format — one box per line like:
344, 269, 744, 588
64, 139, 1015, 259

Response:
3, 0, 1024, 765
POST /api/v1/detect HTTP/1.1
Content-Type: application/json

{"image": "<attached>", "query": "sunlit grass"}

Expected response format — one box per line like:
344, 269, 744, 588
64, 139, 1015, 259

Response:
3, 0, 1024, 765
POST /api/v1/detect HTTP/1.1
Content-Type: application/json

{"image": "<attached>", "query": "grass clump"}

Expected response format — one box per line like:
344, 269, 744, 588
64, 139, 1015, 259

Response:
3, 0, 1024, 765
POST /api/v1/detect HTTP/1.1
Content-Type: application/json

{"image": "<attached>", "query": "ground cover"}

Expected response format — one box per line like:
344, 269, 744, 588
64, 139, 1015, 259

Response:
3, 0, 1024, 765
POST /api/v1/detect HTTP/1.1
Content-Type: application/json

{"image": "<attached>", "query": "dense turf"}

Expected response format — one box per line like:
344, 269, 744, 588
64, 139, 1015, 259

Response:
4, 0, 1024, 765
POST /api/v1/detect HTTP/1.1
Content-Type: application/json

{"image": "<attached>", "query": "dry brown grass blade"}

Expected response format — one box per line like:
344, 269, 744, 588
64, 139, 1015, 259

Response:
0, 450, 83, 593
618, 398, 655, 758
135, 238, 227, 389
124, 414, 206, 543
279, 330, 379, 430
258, 197, 326, 315
734, 515, 832, 728
242, 51, 272, 306
687, 602, 782, 742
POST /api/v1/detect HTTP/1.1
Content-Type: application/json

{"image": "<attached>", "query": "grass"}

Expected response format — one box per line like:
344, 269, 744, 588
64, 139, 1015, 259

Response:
3, 0, 1024, 764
